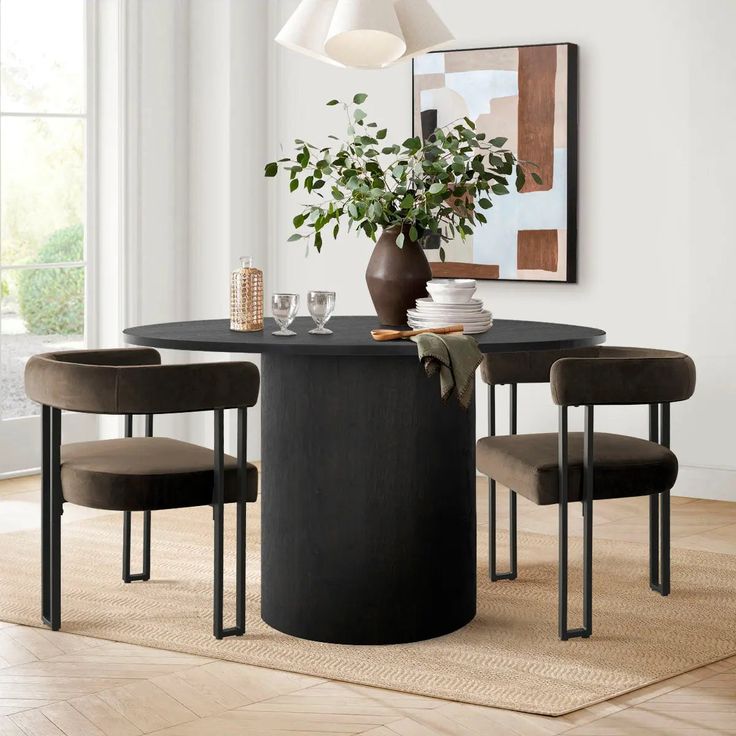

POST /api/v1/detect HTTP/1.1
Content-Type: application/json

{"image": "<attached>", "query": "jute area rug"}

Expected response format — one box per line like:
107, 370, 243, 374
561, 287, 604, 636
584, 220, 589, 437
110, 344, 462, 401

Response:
0, 503, 735, 716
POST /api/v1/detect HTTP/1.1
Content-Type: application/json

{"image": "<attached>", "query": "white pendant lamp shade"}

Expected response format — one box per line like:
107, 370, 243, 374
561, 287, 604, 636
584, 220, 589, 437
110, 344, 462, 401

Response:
275, 0, 343, 67
275, 0, 454, 69
393, 0, 454, 60
325, 0, 405, 69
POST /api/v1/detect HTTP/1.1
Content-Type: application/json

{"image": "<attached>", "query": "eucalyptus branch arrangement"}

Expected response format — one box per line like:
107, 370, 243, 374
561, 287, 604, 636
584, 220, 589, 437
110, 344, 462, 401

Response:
265, 93, 541, 262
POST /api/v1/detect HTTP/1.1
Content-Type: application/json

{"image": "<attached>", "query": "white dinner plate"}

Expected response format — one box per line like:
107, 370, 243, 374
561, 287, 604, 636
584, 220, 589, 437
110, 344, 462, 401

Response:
409, 315, 492, 326
408, 320, 493, 335
416, 297, 483, 309
408, 309, 492, 324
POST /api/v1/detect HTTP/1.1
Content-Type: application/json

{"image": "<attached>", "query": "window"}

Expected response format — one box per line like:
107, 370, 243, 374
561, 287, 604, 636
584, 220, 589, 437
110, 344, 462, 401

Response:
0, 0, 88, 421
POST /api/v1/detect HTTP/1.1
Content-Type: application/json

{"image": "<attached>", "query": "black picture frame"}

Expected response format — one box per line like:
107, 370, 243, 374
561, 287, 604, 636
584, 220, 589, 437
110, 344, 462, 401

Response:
411, 42, 578, 283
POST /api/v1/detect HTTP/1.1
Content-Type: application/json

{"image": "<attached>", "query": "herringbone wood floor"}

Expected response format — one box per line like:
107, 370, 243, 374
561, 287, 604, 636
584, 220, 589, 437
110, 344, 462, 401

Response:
1, 474, 735, 735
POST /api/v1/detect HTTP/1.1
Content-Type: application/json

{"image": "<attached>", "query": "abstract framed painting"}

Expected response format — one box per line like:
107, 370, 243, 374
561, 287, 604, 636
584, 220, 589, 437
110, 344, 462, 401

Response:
412, 43, 578, 282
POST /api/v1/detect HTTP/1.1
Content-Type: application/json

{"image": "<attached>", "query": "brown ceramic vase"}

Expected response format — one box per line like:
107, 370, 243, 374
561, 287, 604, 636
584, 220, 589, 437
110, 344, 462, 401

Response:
365, 225, 432, 326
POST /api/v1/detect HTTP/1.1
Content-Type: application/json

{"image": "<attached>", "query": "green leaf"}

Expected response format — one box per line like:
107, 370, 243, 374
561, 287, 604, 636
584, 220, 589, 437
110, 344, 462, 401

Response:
264, 162, 278, 177
463, 117, 476, 129
326, 99, 340, 106
478, 198, 493, 209
293, 213, 306, 228
515, 168, 526, 191
289, 178, 299, 192
354, 108, 367, 122
402, 136, 422, 152
409, 225, 418, 242
353, 92, 368, 104
491, 183, 509, 195
531, 172, 543, 185
314, 231, 323, 252
396, 232, 405, 248
429, 183, 445, 194
489, 136, 508, 147
376, 128, 387, 140
287, 233, 302, 242
400, 193, 414, 209
439, 246, 446, 262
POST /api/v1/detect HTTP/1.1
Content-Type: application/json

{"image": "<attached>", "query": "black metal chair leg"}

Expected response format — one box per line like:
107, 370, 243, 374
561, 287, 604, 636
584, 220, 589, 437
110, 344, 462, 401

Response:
488, 384, 518, 581
659, 404, 671, 596
649, 404, 671, 596
649, 493, 660, 590
41, 405, 50, 625
558, 405, 592, 640
659, 490, 671, 596
122, 414, 152, 583
648, 403, 660, 591
235, 407, 247, 633
123, 511, 151, 583
582, 406, 594, 636
489, 480, 518, 581
213, 408, 246, 639
48, 408, 62, 631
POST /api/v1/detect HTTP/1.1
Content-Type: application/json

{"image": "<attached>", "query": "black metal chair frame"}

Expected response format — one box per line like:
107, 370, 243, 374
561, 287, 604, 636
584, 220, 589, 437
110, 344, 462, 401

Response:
486, 384, 671, 640
487, 384, 518, 582
41, 404, 250, 640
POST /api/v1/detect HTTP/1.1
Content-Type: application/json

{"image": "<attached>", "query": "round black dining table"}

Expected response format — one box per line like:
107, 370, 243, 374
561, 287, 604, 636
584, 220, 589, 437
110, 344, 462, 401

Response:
124, 316, 605, 645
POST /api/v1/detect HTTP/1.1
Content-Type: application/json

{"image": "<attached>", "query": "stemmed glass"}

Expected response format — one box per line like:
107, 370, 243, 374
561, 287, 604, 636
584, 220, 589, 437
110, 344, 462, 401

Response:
307, 291, 335, 335
272, 293, 299, 336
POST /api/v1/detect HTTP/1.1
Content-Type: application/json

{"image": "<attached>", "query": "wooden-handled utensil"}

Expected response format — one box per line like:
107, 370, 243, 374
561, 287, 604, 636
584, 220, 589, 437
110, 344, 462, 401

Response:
371, 324, 464, 341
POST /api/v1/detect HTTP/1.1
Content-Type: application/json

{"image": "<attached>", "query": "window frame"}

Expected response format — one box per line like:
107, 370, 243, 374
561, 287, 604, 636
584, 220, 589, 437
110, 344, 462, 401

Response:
0, 0, 96, 422
0, 0, 97, 476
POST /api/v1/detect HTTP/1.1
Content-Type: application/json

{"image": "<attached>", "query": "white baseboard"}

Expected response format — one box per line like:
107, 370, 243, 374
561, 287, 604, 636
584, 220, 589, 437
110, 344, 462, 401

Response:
673, 464, 736, 502
0, 467, 40, 481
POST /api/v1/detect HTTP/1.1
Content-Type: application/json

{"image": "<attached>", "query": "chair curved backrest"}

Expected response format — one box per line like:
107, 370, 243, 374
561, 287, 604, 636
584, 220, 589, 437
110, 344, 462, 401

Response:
480, 347, 599, 386
25, 347, 260, 414
550, 347, 696, 406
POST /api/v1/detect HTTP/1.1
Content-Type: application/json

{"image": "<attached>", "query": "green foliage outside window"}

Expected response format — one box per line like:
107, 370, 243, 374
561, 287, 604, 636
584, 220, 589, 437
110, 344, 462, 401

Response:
17, 224, 84, 335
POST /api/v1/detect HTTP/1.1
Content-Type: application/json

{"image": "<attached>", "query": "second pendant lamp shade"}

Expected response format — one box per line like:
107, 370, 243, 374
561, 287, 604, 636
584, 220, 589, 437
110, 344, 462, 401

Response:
324, 0, 406, 69
276, 0, 454, 69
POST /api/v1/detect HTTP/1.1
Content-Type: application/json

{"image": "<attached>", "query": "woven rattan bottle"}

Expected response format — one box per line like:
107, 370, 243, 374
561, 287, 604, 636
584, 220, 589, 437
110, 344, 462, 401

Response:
230, 256, 263, 332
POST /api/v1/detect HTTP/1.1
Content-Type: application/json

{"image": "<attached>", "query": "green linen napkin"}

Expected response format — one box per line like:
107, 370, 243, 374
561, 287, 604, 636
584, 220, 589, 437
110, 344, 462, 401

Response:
410, 332, 483, 409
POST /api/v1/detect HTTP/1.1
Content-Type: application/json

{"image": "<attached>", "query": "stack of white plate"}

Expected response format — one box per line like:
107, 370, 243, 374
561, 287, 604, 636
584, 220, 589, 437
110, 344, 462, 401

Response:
408, 297, 492, 335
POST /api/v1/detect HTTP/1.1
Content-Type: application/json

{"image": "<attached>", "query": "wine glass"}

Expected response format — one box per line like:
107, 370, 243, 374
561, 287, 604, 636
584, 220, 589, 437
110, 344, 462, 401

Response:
272, 293, 299, 336
307, 291, 336, 335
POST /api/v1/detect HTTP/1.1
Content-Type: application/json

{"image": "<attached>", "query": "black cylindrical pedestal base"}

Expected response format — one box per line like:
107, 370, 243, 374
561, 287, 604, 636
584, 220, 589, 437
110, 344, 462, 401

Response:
261, 353, 476, 645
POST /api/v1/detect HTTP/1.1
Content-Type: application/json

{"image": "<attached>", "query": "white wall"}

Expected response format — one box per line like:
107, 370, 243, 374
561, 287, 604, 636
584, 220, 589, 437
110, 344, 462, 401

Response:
268, 0, 736, 499
186, 0, 268, 456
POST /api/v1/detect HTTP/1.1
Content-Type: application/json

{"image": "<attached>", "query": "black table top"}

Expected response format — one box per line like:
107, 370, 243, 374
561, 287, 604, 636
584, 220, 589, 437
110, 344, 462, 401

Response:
124, 317, 606, 357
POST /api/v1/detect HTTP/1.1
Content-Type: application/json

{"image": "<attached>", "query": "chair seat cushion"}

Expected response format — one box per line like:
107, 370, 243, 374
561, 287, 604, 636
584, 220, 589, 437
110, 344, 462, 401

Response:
476, 432, 678, 506
60, 438, 257, 511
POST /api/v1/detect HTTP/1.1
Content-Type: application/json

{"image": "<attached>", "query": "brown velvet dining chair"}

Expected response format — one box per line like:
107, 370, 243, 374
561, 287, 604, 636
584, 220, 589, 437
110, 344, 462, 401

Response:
476, 347, 696, 640
24, 347, 260, 640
